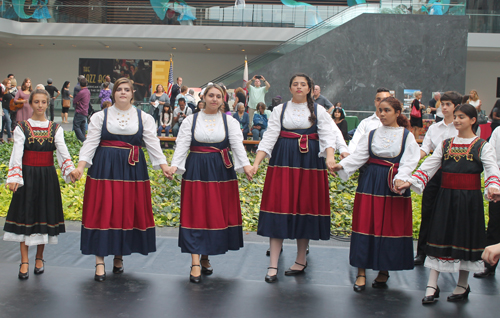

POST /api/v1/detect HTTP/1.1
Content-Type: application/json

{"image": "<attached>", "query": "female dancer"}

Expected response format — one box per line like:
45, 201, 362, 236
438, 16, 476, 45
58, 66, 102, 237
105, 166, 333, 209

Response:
74, 78, 171, 282
253, 73, 344, 283
398, 104, 500, 304
4, 89, 77, 279
169, 83, 253, 283
332, 97, 420, 291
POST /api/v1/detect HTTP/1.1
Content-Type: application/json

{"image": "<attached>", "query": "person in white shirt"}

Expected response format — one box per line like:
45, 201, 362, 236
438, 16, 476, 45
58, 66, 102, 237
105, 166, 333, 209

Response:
348, 88, 391, 154
474, 124, 500, 278
172, 98, 193, 137
246, 75, 270, 127
414, 91, 461, 266
169, 83, 253, 283
332, 97, 420, 292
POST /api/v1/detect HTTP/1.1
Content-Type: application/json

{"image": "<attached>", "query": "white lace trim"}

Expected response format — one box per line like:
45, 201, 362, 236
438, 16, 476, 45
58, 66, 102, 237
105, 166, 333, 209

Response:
424, 256, 484, 273
3, 232, 58, 246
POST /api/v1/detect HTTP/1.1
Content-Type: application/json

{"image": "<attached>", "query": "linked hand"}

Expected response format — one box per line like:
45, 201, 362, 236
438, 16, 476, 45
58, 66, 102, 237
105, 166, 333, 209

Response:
7, 183, 19, 192
340, 152, 350, 160
243, 165, 254, 181
482, 243, 500, 266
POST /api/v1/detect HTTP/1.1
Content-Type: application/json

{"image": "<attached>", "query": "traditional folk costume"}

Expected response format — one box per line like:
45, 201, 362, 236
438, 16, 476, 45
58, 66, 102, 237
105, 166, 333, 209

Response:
256, 101, 346, 240
171, 110, 250, 255
4, 119, 75, 245
79, 106, 167, 256
410, 137, 500, 272
416, 120, 457, 257
338, 126, 420, 270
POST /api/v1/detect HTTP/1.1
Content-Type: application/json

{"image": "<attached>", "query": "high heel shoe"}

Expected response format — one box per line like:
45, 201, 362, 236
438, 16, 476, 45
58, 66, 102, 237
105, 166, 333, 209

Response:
422, 286, 440, 304
447, 285, 470, 302
94, 263, 106, 282
200, 257, 213, 275
113, 257, 124, 274
372, 272, 390, 288
34, 258, 45, 275
18, 262, 29, 280
190, 264, 201, 283
265, 267, 278, 283
284, 262, 307, 276
353, 275, 366, 292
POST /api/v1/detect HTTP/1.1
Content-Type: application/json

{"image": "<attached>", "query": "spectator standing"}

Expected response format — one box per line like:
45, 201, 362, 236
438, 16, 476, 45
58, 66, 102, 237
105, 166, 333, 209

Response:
73, 75, 85, 107
100, 76, 114, 91
170, 77, 182, 106
246, 75, 270, 127
428, 92, 441, 121
234, 87, 247, 107
410, 91, 425, 137
175, 85, 188, 108
14, 78, 33, 123
60, 81, 73, 124
1, 78, 14, 142
73, 78, 90, 142
467, 90, 482, 111
99, 82, 112, 109
333, 108, 350, 141
150, 84, 168, 125
185, 89, 196, 112
172, 98, 192, 137
8, 78, 18, 131
489, 99, 500, 134
44, 78, 60, 122
313, 85, 333, 113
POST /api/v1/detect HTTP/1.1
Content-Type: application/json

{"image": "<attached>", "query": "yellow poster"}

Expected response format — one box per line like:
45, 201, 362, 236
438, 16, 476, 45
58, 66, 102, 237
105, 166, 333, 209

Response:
151, 60, 170, 95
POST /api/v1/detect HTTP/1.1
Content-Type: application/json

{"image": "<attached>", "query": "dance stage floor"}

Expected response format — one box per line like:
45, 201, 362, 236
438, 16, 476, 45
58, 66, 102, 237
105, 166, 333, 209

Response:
0, 221, 499, 318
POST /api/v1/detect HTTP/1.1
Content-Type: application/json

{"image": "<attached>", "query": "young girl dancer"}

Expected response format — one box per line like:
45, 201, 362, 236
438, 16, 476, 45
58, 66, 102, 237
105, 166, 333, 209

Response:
398, 104, 500, 304
332, 97, 420, 291
252, 73, 345, 283
4, 89, 78, 279
74, 78, 171, 282
169, 84, 253, 283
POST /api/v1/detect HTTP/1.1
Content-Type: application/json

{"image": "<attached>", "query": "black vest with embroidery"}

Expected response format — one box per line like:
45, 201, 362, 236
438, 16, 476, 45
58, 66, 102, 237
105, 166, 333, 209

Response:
441, 137, 486, 174
18, 121, 59, 152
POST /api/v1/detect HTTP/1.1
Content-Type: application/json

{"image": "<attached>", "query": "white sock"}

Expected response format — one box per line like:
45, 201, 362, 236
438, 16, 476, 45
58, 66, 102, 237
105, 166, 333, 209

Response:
453, 270, 469, 294
425, 269, 440, 296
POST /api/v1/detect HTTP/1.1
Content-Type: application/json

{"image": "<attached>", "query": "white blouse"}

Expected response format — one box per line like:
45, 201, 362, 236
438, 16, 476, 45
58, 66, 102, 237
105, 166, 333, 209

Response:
78, 106, 168, 169
171, 110, 251, 174
420, 120, 458, 155
256, 101, 347, 158
7, 119, 75, 186
410, 136, 500, 198
338, 126, 420, 182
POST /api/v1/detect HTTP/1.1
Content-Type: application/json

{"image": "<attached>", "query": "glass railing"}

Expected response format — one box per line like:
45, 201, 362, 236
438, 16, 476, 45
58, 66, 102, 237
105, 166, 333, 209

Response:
0, 2, 348, 28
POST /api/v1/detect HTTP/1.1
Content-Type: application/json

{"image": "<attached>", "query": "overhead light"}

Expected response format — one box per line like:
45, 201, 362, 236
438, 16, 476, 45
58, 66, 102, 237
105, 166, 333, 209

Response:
172, 47, 176, 50
7, 43, 12, 46
39, 44, 44, 46
138, 46, 143, 49
72, 44, 76, 47
206, 48, 210, 51
105, 45, 110, 48
241, 49, 245, 52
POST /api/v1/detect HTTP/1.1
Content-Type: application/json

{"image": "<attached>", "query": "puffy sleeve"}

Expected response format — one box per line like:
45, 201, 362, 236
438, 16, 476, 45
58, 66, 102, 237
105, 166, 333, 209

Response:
78, 111, 104, 167
481, 142, 500, 200
54, 126, 76, 183
170, 115, 194, 175
142, 111, 168, 169
348, 118, 366, 153
316, 106, 341, 157
256, 104, 283, 158
227, 116, 251, 173
337, 132, 370, 181
409, 142, 444, 194
394, 132, 420, 182
6, 126, 26, 186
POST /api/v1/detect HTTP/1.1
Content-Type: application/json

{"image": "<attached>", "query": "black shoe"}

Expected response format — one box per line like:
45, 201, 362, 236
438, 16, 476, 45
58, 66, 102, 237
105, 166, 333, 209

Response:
200, 258, 213, 275
265, 267, 278, 283
34, 258, 45, 275
372, 272, 390, 288
414, 255, 426, 266
266, 247, 283, 257
18, 262, 29, 280
353, 275, 366, 292
94, 263, 106, 282
447, 285, 470, 302
284, 262, 307, 276
113, 257, 124, 274
422, 286, 440, 304
474, 266, 496, 278
190, 264, 201, 283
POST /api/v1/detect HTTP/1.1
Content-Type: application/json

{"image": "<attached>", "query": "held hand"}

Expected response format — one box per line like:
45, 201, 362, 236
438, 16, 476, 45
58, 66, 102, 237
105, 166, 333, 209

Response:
340, 152, 350, 160
252, 164, 259, 176
326, 156, 337, 176
393, 179, 408, 195
482, 243, 500, 266
487, 187, 500, 202
243, 165, 254, 181
69, 170, 79, 183
160, 164, 173, 180
7, 183, 19, 192
170, 166, 178, 176
331, 163, 343, 173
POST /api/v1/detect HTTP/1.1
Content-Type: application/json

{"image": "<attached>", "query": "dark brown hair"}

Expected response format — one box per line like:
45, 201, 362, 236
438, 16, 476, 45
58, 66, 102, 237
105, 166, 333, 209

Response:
454, 104, 479, 133
112, 77, 135, 104
21, 78, 32, 92
441, 91, 462, 106
289, 73, 316, 124
380, 97, 411, 130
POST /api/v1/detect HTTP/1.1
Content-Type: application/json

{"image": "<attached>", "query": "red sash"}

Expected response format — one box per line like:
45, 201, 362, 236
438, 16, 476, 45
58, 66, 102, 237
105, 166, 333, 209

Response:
441, 172, 481, 190
100, 140, 141, 166
368, 158, 399, 189
22, 150, 53, 167
190, 146, 233, 169
279, 131, 319, 153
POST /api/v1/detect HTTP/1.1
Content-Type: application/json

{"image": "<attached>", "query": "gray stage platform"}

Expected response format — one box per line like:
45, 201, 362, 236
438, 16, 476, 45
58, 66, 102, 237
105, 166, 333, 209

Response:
0, 221, 499, 318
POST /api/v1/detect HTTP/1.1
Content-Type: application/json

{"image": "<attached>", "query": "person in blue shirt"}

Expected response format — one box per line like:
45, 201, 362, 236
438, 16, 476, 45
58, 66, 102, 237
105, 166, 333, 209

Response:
252, 102, 268, 142
233, 102, 249, 139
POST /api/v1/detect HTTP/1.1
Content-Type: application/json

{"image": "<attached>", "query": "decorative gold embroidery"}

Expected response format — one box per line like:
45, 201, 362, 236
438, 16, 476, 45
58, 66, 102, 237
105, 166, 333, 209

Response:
443, 137, 479, 162
26, 121, 55, 145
